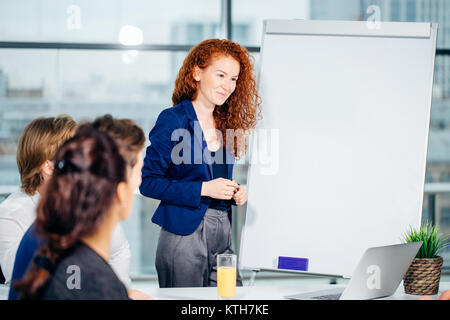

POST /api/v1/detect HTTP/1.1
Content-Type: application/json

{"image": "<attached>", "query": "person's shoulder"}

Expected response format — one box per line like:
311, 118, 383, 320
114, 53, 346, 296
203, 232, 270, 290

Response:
57, 242, 104, 269
0, 188, 26, 209
43, 270, 128, 300
158, 103, 185, 122
44, 243, 129, 300
153, 102, 190, 131
0, 189, 36, 220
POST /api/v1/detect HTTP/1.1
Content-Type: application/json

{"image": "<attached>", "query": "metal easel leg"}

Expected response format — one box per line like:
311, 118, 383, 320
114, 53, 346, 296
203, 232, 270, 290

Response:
249, 270, 258, 286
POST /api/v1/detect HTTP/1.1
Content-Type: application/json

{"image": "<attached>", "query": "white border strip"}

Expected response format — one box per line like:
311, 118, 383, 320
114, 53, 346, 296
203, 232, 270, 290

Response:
265, 19, 431, 38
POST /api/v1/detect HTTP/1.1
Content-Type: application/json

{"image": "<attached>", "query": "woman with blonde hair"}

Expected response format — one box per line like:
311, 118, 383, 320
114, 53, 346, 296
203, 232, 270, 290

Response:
140, 39, 261, 287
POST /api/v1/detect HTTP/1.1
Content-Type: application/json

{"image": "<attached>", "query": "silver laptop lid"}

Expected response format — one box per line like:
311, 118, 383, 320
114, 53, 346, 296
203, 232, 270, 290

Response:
340, 241, 422, 300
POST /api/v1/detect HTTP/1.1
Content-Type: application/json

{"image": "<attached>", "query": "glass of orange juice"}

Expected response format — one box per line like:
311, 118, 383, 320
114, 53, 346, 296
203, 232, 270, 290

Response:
217, 254, 237, 299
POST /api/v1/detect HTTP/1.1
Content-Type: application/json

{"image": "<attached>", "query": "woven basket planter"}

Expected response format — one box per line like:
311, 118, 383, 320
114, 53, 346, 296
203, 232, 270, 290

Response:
403, 256, 443, 295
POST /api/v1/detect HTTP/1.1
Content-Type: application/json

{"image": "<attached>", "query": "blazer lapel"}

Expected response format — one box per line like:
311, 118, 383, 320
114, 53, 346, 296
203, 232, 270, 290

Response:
225, 147, 234, 180
189, 119, 213, 180
204, 150, 214, 180
181, 99, 218, 180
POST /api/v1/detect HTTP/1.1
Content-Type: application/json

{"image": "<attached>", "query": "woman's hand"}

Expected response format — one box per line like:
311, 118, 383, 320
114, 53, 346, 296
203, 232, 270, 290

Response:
127, 289, 152, 300
419, 290, 450, 300
201, 178, 238, 199
232, 183, 247, 206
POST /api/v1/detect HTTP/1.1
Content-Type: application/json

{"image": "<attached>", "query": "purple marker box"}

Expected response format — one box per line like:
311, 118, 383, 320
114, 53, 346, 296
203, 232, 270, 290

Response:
278, 256, 309, 271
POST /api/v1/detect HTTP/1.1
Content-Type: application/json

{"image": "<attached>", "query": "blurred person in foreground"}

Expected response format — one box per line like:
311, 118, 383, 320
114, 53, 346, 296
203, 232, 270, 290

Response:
14, 123, 145, 299
8, 115, 150, 300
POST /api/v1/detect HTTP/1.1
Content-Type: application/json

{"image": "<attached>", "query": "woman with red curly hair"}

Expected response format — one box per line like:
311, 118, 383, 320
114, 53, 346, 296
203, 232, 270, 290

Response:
140, 39, 261, 288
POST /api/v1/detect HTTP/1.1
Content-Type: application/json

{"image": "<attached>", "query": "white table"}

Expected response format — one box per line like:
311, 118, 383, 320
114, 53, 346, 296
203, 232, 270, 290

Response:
2, 282, 449, 300
137, 282, 450, 300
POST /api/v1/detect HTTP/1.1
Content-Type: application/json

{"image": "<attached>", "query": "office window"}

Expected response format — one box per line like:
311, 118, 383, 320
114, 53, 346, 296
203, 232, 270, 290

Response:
232, 0, 309, 47
232, 24, 250, 46
0, 0, 220, 45
442, 207, 450, 225
437, 206, 450, 269
0, 48, 189, 275
390, 0, 401, 21
1, 0, 450, 277
427, 55, 450, 187
0, 49, 59, 186
406, 0, 416, 21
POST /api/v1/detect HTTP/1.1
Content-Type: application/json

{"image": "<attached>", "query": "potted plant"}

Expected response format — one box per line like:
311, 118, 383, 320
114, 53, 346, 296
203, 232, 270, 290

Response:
401, 222, 449, 295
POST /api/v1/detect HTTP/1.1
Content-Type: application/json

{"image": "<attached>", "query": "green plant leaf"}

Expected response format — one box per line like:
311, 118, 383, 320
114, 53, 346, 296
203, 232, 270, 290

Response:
401, 221, 450, 259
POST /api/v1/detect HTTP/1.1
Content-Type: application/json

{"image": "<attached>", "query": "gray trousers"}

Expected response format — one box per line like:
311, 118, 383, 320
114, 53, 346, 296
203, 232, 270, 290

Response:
155, 208, 243, 288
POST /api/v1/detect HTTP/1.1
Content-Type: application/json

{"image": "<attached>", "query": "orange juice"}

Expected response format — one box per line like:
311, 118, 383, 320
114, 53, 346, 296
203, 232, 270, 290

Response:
217, 266, 236, 298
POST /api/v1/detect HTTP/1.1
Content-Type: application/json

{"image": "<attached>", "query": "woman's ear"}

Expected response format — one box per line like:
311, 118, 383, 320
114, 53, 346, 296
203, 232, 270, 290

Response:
116, 182, 127, 207
116, 181, 131, 221
193, 66, 201, 82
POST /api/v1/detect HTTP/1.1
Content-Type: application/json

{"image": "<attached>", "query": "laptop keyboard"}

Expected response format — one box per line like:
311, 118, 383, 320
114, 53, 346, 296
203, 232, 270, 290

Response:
312, 293, 343, 300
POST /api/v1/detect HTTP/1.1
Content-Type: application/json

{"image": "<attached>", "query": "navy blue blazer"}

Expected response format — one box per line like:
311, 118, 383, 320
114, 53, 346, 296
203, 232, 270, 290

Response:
8, 222, 43, 300
139, 99, 235, 235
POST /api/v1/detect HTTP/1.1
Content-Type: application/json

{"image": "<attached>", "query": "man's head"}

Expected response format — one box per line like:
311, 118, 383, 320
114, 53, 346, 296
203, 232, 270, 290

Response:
17, 115, 77, 195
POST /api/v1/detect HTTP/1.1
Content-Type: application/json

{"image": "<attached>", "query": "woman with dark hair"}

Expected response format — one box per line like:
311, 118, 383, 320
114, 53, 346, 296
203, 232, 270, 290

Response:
140, 39, 261, 287
14, 126, 144, 299
8, 115, 149, 300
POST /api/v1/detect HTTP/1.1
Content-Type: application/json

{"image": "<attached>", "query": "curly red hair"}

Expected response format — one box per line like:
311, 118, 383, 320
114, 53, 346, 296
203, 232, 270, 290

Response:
172, 39, 261, 158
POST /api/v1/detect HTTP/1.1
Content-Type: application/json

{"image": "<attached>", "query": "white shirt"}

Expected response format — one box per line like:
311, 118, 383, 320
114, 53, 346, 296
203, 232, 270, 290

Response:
0, 188, 132, 287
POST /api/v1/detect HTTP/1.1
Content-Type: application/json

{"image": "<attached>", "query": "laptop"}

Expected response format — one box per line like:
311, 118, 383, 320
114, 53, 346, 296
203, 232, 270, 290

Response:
285, 242, 422, 300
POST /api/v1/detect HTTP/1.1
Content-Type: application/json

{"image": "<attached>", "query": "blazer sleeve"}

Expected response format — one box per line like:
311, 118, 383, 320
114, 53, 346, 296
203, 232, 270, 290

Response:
139, 110, 203, 208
